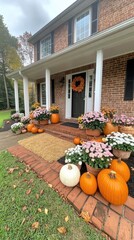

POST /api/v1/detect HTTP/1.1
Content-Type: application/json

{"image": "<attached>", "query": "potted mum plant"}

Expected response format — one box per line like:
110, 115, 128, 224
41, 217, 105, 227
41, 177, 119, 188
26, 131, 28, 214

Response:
105, 131, 134, 159
65, 141, 113, 176
33, 107, 50, 125
50, 105, 60, 124
11, 122, 24, 134
113, 114, 134, 136
82, 111, 107, 136
11, 112, 24, 122
21, 116, 30, 126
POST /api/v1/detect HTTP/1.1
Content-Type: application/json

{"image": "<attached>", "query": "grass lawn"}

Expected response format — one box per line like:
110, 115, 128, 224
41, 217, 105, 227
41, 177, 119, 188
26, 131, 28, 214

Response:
0, 110, 11, 128
0, 151, 106, 240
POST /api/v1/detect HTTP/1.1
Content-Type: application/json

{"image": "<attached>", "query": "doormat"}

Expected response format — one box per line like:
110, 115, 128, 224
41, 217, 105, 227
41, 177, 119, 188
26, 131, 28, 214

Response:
61, 122, 79, 128
18, 133, 74, 162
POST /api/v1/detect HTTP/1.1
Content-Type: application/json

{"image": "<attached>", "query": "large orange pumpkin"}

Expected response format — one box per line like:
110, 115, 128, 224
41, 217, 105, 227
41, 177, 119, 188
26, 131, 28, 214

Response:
50, 113, 60, 124
80, 172, 97, 195
103, 122, 118, 135
27, 123, 34, 132
97, 169, 128, 205
110, 158, 130, 182
73, 137, 81, 145
31, 126, 38, 134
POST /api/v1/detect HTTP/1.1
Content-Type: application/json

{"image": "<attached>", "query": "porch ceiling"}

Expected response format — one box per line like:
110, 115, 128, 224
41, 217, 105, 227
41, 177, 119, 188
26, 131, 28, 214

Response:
7, 18, 134, 82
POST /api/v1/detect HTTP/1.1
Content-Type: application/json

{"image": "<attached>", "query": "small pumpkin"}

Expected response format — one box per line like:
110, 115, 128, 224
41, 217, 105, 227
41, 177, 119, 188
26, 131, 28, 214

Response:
91, 137, 103, 142
59, 164, 80, 187
97, 169, 128, 205
27, 123, 34, 132
38, 128, 44, 133
80, 172, 97, 195
110, 158, 130, 182
73, 137, 81, 145
31, 126, 38, 134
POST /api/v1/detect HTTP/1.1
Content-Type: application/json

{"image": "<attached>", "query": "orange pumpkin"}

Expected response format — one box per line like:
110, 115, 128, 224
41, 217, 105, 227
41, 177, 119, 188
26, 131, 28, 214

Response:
27, 123, 34, 132
31, 126, 38, 134
110, 158, 130, 182
91, 137, 103, 142
80, 172, 97, 195
97, 169, 128, 205
103, 122, 118, 135
38, 128, 44, 133
73, 137, 81, 145
50, 113, 60, 124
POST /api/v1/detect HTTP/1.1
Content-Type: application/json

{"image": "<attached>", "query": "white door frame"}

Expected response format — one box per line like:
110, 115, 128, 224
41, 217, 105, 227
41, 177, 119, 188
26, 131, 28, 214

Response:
65, 69, 94, 119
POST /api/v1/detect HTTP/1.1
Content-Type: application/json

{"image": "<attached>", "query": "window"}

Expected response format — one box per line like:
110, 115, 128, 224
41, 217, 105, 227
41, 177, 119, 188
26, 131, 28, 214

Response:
74, 2, 98, 43
40, 35, 52, 59
75, 10, 90, 42
40, 83, 46, 106
124, 59, 134, 101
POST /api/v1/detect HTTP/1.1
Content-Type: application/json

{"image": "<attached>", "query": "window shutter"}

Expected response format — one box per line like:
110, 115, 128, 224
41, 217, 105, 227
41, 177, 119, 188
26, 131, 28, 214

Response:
37, 83, 40, 103
91, 1, 98, 35
51, 79, 55, 103
68, 19, 73, 46
124, 59, 134, 101
51, 31, 54, 54
37, 41, 40, 61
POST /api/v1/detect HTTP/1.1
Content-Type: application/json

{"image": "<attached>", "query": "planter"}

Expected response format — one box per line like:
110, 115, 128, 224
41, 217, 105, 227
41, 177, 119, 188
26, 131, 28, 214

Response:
79, 123, 84, 129
50, 113, 60, 124
39, 120, 48, 125
86, 164, 101, 177
119, 125, 134, 136
113, 149, 131, 159
86, 129, 101, 137
103, 122, 118, 135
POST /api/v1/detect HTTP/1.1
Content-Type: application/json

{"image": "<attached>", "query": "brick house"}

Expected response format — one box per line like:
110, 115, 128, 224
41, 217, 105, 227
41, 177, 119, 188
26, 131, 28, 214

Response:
8, 0, 134, 119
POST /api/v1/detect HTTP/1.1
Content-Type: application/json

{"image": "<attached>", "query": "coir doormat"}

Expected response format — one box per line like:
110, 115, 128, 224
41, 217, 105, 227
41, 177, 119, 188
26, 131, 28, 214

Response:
18, 133, 74, 162
61, 122, 79, 128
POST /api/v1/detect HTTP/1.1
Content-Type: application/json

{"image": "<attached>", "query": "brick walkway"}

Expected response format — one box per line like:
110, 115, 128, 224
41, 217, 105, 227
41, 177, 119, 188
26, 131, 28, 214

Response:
8, 142, 134, 240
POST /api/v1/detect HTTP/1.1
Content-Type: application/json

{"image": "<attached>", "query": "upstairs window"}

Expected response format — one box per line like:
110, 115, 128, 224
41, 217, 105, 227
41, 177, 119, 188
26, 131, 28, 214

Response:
40, 35, 52, 59
75, 10, 90, 42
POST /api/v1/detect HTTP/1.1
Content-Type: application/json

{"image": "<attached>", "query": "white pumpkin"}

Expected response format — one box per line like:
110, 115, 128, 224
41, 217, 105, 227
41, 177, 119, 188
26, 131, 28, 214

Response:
59, 164, 80, 187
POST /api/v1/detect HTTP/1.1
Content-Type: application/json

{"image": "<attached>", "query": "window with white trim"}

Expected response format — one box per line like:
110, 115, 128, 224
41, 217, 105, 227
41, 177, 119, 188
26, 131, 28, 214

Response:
40, 83, 46, 106
40, 35, 51, 59
75, 9, 91, 42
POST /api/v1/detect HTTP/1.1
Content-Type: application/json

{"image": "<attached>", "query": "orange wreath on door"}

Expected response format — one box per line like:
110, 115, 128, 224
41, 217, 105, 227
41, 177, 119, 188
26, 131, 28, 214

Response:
72, 76, 84, 93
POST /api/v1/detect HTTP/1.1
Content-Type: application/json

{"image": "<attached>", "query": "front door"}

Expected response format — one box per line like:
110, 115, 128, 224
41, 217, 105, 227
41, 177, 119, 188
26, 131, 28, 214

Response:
72, 72, 86, 118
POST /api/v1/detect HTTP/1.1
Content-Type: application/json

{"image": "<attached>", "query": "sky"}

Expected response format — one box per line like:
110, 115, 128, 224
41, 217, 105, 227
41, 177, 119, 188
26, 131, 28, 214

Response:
0, 0, 76, 37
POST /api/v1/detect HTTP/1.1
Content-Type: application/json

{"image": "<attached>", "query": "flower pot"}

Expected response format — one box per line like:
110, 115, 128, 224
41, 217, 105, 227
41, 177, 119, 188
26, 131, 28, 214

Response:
86, 129, 101, 137
86, 164, 101, 177
103, 122, 118, 135
113, 149, 131, 159
50, 113, 60, 124
79, 123, 84, 129
119, 126, 134, 136
39, 120, 48, 125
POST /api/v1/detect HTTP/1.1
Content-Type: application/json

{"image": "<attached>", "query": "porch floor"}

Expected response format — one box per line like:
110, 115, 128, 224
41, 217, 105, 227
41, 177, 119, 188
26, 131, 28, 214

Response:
7, 122, 134, 240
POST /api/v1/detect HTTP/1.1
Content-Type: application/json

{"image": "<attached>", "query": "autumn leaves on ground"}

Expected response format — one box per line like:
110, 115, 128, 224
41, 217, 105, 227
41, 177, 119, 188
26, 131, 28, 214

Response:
0, 151, 105, 240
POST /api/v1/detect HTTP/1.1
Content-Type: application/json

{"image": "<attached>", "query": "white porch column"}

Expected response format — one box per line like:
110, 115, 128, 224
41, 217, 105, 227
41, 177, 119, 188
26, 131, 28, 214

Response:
45, 69, 51, 109
23, 76, 29, 116
94, 50, 103, 111
13, 79, 19, 112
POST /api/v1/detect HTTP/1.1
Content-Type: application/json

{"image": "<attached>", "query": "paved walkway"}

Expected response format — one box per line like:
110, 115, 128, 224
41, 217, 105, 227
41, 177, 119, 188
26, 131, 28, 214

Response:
8, 144, 134, 240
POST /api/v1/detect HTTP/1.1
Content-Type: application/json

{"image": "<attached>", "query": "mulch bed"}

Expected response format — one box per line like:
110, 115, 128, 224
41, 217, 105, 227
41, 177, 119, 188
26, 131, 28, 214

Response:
0, 119, 14, 132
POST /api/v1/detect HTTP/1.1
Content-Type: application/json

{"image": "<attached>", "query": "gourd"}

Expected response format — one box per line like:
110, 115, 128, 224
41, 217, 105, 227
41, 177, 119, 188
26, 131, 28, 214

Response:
27, 123, 34, 132
110, 158, 130, 182
38, 128, 44, 133
31, 126, 38, 134
97, 169, 128, 205
80, 172, 97, 195
59, 164, 80, 187
73, 137, 81, 145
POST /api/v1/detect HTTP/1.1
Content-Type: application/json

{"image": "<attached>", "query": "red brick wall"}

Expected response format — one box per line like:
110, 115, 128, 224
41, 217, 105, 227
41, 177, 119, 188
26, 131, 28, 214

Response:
54, 23, 68, 53
98, 0, 134, 31
101, 53, 134, 116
